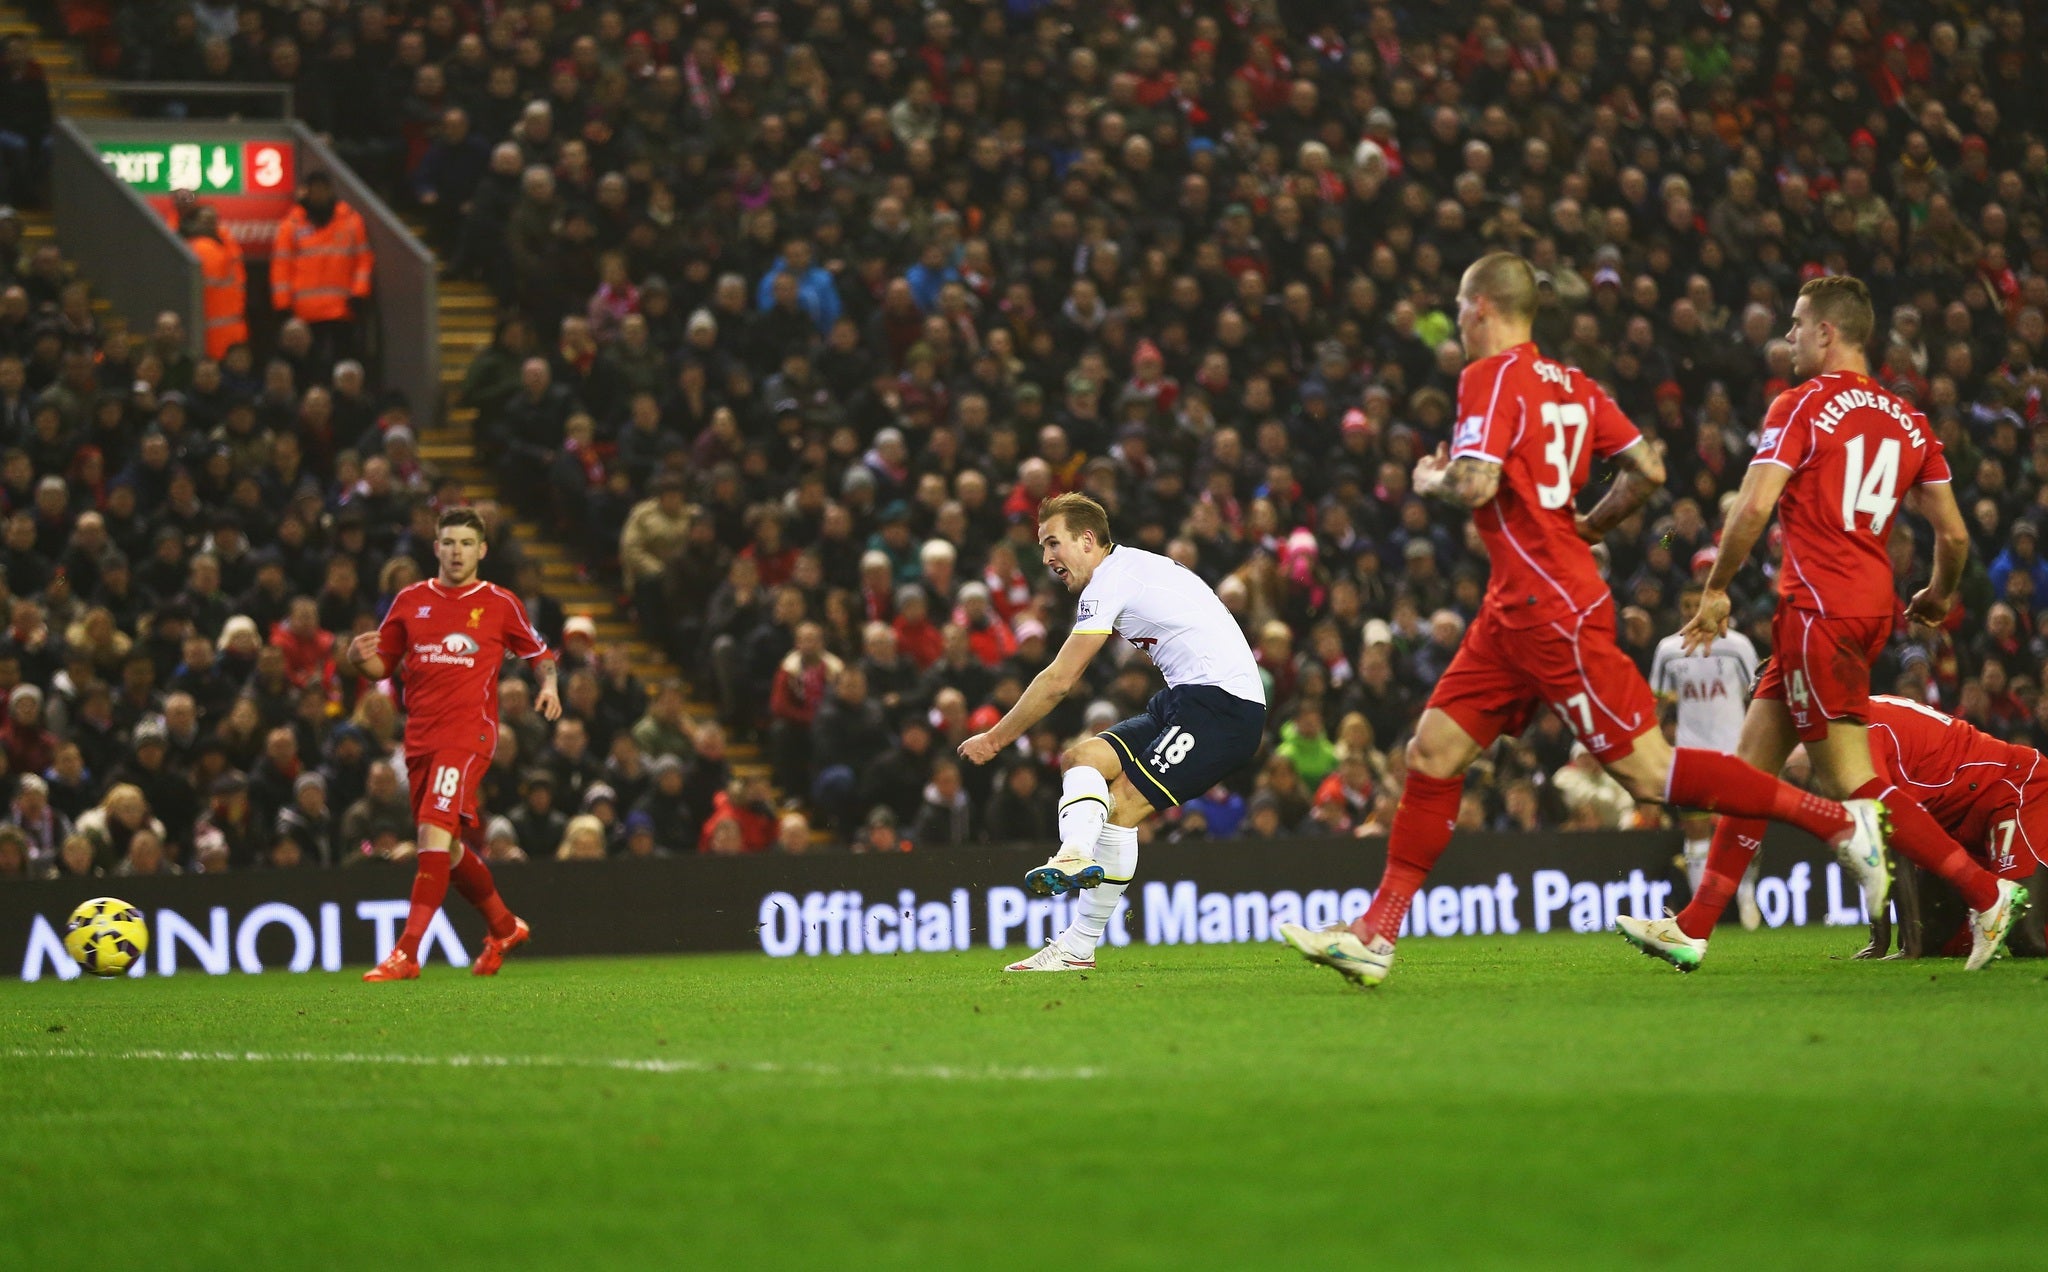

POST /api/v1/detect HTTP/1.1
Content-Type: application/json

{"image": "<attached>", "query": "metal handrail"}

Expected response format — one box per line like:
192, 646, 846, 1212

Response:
57, 80, 294, 118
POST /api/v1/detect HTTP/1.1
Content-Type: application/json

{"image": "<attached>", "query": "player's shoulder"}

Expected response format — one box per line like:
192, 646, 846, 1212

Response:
1457, 344, 1527, 388
389, 579, 434, 607
1764, 377, 1828, 424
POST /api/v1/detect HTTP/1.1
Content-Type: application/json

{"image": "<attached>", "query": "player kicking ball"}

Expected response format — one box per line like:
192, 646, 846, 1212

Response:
957, 493, 1267, 972
1618, 275, 2023, 972
348, 507, 560, 981
1278, 252, 1886, 989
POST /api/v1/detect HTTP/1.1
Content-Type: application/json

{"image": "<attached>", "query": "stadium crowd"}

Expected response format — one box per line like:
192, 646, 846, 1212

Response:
0, 0, 2045, 877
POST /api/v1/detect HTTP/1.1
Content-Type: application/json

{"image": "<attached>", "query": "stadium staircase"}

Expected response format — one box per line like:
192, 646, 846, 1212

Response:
418, 287, 771, 784
6, 1, 770, 789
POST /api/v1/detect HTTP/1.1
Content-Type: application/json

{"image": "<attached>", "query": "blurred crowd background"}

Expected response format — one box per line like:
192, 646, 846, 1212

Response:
0, 0, 2044, 877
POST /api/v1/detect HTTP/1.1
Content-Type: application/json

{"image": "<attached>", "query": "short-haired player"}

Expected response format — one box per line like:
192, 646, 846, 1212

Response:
1279, 252, 1886, 987
1619, 275, 2023, 972
956, 493, 1268, 972
349, 508, 560, 981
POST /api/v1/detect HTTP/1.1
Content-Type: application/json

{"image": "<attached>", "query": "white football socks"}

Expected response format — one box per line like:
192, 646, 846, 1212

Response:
1057, 766, 1111, 857
1683, 837, 1710, 893
1060, 823, 1138, 959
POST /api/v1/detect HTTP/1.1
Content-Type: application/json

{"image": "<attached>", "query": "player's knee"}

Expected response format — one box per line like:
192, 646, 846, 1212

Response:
1062, 738, 1119, 780
1106, 774, 1149, 826
1404, 734, 1461, 780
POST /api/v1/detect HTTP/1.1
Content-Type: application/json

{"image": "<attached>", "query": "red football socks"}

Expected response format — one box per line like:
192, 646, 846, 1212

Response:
1666, 748, 1852, 842
451, 842, 518, 940
1354, 772, 1464, 944
1676, 817, 1766, 940
1851, 780, 2001, 911
396, 848, 452, 960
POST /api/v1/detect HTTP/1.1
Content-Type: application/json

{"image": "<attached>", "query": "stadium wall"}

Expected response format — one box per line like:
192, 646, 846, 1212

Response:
6, 830, 1891, 981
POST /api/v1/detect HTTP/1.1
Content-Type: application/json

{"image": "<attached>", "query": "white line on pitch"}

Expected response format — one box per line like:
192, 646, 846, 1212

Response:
0, 1047, 1102, 1082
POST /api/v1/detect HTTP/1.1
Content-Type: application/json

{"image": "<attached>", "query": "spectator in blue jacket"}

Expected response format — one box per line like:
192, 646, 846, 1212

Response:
1988, 521, 2048, 602
754, 238, 840, 336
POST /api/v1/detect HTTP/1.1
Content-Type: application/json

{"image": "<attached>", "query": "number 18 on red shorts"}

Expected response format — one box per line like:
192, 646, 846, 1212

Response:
1752, 608, 1889, 741
407, 750, 486, 834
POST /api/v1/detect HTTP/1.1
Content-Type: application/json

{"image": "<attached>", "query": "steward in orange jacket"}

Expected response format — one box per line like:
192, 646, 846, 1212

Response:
181, 206, 246, 359
271, 171, 374, 328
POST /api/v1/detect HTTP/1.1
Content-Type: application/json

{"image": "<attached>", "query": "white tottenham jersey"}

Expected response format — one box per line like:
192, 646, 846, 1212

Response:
1071, 546, 1266, 705
1650, 631, 1758, 753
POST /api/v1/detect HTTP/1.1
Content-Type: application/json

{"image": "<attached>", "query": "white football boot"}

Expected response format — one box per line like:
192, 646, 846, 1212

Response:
1615, 911, 1708, 972
1004, 941, 1095, 972
1965, 880, 2029, 971
1277, 923, 1394, 988
1833, 799, 1892, 919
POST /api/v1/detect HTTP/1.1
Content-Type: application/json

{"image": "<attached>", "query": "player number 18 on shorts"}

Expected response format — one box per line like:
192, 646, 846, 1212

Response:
1152, 726, 1198, 770
433, 765, 461, 809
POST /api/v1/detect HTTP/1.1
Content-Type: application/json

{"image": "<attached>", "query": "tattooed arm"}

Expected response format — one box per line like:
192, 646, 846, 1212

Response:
1576, 438, 1666, 543
1413, 443, 1502, 509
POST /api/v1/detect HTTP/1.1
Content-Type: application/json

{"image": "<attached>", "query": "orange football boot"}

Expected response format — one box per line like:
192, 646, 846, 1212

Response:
363, 946, 420, 982
471, 917, 530, 976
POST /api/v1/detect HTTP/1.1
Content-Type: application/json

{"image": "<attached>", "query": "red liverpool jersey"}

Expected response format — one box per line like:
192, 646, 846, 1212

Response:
374, 578, 552, 758
1751, 371, 1949, 617
1450, 341, 1643, 629
1866, 695, 2042, 869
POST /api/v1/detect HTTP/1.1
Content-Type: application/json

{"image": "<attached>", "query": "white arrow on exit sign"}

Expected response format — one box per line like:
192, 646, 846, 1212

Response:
206, 147, 234, 189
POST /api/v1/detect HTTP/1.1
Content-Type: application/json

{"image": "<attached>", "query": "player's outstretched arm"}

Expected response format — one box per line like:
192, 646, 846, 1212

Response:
1903, 482, 1970, 627
1414, 443, 1501, 509
348, 630, 388, 680
1683, 462, 1791, 653
1576, 439, 1666, 543
958, 629, 1109, 764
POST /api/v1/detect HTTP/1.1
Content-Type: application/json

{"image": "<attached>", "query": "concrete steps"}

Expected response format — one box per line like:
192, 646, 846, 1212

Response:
7, 4, 771, 790
424, 279, 767, 781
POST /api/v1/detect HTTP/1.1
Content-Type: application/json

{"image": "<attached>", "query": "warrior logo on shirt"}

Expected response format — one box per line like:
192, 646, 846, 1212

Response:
415, 605, 433, 618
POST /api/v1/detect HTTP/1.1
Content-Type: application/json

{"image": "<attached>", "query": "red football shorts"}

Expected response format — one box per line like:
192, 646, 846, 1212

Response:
406, 750, 487, 835
1753, 609, 1888, 742
1427, 605, 1657, 763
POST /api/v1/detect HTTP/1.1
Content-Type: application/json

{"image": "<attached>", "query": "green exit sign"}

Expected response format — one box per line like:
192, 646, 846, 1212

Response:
99, 142, 244, 194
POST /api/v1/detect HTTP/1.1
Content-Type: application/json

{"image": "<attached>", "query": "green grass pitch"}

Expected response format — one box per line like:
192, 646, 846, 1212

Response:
3, 928, 2045, 1270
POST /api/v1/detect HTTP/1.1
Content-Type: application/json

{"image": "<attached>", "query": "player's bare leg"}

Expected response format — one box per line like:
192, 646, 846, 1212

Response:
1010, 742, 1143, 972
1280, 708, 1481, 988
1607, 708, 1884, 969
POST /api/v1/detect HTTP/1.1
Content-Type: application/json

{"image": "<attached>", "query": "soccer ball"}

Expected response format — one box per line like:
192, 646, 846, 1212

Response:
64, 897, 149, 977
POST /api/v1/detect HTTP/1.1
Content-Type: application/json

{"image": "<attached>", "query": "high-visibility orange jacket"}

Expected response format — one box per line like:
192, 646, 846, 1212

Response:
189, 233, 247, 358
271, 199, 374, 323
